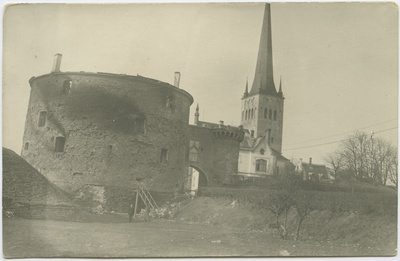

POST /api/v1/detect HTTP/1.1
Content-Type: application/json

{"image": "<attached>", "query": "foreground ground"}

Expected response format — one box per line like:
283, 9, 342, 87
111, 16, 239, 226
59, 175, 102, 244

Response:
3, 217, 396, 258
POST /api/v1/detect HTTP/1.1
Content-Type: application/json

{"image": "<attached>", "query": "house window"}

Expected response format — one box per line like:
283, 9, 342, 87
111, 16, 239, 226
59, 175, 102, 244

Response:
38, 111, 47, 127
274, 110, 277, 120
24, 142, 29, 150
63, 80, 72, 94
256, 159, 267, 172
160, 148, 168, 164
55, 136, 66, 152
133, 118, 145, 134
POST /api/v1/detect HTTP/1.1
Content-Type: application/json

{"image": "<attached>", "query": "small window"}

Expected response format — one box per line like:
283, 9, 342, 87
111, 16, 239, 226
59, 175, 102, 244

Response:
38, 111, 47, 127
260, 149, 265, 155
24, 142, 29, 150
256, 159, 267, 172
160, 148, 168, 164
166, 95, 175, 110
63, 80, 72, 94
133, 118, 145, 134
274, 110, 277, 120
55, 137, 66, 152
189, 147, 198, 162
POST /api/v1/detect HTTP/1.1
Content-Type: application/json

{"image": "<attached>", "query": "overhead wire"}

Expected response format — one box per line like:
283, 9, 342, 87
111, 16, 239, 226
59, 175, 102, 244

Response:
284, 118, 397, 146
282, 126, 397, 151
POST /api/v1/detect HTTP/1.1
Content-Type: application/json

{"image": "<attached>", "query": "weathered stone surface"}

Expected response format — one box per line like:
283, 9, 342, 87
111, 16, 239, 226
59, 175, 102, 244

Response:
3, 148, 73, 207
22, 72, 193, 193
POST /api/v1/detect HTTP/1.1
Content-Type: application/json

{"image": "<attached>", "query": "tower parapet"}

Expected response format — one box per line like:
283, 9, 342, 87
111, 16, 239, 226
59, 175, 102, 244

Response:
212, 125, 245, 142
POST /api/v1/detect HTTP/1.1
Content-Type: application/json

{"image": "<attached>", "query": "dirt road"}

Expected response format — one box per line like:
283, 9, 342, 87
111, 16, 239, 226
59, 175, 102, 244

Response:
3, 218, 394, 257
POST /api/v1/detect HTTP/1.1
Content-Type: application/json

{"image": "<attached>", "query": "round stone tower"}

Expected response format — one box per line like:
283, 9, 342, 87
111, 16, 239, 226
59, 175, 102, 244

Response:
22, 56, 193, 193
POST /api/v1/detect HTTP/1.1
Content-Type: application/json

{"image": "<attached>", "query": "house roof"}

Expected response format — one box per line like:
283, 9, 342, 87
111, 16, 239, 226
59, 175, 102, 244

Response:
302, 163, 328, 175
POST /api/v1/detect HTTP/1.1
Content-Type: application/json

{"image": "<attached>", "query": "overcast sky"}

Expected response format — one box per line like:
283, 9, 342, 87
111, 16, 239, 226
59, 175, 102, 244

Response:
3, 2, 398, 163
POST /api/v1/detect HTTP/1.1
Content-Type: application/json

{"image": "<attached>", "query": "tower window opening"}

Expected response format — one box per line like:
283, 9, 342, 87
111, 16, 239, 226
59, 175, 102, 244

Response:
63, 80, 72, 94
24, 142, 29, 150
166, 95, 175, 110
274, 110, 277, 120
264, 108, 268, 119
133, 118, 145, 134
38, 111, 47, 127
251, 109, 254, 119
271, 137, 274, 143
55, 136, 66, 152
256, 159, 267, 172
242, 111, 244, 121
160, 148, 168, 164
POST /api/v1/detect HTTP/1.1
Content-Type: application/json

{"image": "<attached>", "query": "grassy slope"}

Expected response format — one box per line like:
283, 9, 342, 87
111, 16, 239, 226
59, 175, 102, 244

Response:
176, 189, 397, 252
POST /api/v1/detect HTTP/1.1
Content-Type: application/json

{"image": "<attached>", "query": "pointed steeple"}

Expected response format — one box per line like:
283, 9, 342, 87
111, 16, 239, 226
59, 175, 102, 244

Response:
194, 103, 200, 125
243, 78, 249, 98
249, 3, 277, 96
278, 76, 282, 93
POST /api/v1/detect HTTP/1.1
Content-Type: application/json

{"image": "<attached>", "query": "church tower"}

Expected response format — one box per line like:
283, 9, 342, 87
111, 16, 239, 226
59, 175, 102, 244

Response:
240, 3, 284, 153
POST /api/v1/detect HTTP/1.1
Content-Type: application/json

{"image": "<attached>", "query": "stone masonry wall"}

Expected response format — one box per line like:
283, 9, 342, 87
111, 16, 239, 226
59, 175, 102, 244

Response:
188, 125, 243, 186
21, 72, 193, 193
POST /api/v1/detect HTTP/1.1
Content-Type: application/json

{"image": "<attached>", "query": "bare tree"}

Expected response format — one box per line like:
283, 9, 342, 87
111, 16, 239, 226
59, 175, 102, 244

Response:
324, 152, 343, 181
388, 147, 398, 188
330, 131, 397, 186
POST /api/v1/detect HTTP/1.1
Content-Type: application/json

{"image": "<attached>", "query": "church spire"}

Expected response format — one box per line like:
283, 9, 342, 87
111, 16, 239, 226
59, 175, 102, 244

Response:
194, 103, 200, 125
249, 3, 277, 96
278, 76, 282, 93
243, 78, 249, 97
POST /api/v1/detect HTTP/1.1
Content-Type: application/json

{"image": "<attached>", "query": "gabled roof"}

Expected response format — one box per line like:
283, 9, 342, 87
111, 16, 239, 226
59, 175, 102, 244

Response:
240, 135, 265, 150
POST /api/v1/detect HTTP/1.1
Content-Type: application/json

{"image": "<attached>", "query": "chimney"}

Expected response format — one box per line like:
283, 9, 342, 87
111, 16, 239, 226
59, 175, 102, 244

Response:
219, 120, 224, 128
174, 72, 181, 88
309, 157, 312, 165
52, 53, 62, 73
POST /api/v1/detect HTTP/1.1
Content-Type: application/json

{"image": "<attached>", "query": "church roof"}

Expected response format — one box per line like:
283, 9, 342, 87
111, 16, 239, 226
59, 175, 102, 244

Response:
240, 135, 265, 150
248, 4, 280, 97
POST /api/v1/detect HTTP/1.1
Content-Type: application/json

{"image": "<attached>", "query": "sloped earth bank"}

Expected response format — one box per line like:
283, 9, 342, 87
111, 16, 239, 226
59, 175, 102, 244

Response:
174, 197, 397, 255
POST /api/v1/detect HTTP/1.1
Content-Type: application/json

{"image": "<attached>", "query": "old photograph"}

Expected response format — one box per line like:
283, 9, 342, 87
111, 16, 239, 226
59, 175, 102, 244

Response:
2, 1, 398, 257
